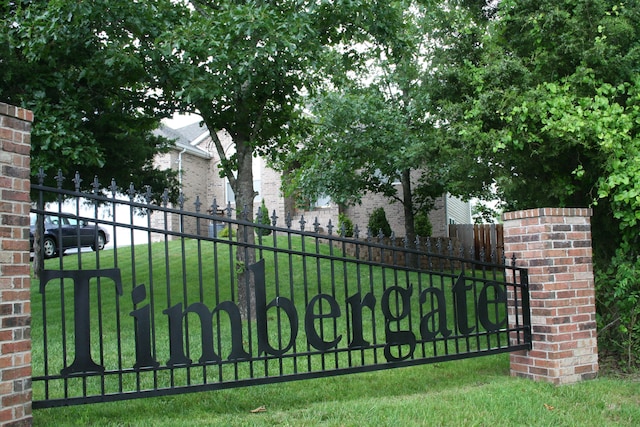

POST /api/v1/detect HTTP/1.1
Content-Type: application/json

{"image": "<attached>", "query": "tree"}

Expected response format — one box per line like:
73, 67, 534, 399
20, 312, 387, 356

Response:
3, 0, 408, 318
0, 0, 181, 201
154, 0, 404, 219
283, 86, 445, 242
430, 0, 640, 367
152, 0, 407, 318
280, 2, 448, 245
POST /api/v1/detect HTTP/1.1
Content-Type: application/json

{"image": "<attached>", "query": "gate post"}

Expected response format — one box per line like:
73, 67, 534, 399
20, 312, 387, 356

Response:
0, 103, 32, 426
503, 208, 598, 384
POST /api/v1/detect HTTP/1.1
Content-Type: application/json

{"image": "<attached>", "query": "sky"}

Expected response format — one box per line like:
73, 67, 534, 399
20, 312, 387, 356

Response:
162, 112, 202, 129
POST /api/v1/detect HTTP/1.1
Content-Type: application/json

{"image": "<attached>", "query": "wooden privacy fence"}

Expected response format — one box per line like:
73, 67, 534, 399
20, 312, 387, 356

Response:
449, 224, 504, 263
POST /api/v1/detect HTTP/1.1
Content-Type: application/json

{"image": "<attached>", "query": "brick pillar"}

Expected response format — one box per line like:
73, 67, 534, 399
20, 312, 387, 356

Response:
503, 208, 598, 385
0, 103, 33, 426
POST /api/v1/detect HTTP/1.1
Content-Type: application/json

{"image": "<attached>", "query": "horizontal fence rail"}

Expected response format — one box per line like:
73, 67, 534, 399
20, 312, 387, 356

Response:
30, 172, 531, 408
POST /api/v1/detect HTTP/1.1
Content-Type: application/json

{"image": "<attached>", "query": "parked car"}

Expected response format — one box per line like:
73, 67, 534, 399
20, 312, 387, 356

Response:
30, 213, 109, 258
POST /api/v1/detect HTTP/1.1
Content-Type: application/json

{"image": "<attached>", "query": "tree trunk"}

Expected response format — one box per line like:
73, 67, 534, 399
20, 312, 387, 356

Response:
231, 134, 257, 321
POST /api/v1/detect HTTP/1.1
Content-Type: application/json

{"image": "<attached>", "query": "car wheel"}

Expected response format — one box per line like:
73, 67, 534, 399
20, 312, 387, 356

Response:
42, 237, 57, 258
92, 232, 106, 251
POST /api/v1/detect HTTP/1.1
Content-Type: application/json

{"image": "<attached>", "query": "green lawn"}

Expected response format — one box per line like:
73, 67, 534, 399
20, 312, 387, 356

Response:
32, 354, 640, 426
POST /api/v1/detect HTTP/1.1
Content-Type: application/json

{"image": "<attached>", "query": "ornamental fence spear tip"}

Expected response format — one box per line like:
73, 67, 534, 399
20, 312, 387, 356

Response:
73, 171, 82, 191
110, 178, 118, 197
37, 167, 46, 185
56, 169, 65, 189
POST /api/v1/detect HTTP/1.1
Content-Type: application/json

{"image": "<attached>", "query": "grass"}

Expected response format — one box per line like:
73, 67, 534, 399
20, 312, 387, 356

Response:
30, 237, 640, 425
31, 355, 640, 426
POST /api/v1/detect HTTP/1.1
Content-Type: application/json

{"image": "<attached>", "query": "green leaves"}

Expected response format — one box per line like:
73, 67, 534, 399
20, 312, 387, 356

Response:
429, 0, 640, 367
1, 0, 180, 200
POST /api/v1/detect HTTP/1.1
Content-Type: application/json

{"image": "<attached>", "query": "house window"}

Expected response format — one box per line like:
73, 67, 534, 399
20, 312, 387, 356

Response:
226, 181, 235, 204
313, 194, 331, 208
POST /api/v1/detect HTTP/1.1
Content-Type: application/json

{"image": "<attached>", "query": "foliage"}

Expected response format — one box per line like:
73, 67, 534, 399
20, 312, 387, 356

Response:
597, 239, 640, 369
337, 213, 354, 237
368, 207, 392, 238
414, 211, 432, 237
429, 0, 640, 367
219, 225, 236, 239
280, 2, 448, 243
0, 0, 180, 202
153, 0, 416, 315
156, 0, 409, 219
255, 199, 272, 237
472, 201, 501, 224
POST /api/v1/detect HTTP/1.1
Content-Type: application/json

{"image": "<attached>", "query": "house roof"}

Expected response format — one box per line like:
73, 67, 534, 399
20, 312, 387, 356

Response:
155, 122, 211, 159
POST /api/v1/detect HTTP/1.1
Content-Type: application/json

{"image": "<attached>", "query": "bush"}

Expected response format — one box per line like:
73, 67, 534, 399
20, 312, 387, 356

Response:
368, 207, 391, 237
255, 199, 272, 236
596, 238, 640, 370
219, 225, 236, 238
414, 211, 432, 237
338, 213, 354, 237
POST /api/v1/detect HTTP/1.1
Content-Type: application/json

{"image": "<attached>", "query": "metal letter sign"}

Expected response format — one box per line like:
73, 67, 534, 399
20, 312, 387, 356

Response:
39, 269, 123, 375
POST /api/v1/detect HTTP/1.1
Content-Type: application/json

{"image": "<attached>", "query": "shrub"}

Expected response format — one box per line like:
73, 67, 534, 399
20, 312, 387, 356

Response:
596, 238, 640, 370
255, 199, 272, 236
414, 211, 432, 237
368, 207, 392, 237
338, 213, 354, 237
219, 225, 236, 238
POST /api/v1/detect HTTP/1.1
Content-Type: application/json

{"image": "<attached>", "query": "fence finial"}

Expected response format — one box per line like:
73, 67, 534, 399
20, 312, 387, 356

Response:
56, 169, 65, 189
92, 176, 100, 194
73, 171, 82, 191
161, 188, 169, 206
37, 167, 46, 185
128, 183, 136, 199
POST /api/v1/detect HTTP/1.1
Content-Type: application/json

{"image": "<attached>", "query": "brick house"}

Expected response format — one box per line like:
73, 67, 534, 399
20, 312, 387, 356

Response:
153, 121, 472, 237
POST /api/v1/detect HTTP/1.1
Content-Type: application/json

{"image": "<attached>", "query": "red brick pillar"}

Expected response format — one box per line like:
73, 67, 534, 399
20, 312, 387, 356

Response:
503, 208, 598, 384
0, 103, 33, 426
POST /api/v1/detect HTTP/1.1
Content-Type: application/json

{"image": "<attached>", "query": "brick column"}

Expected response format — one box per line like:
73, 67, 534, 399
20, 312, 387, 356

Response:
503, 208, 598, 385
0, 102, 33, 426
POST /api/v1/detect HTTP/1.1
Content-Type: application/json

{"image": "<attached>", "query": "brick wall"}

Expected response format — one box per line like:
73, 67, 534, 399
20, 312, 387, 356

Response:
503, 207, 598, 384
0, 102, 33, 426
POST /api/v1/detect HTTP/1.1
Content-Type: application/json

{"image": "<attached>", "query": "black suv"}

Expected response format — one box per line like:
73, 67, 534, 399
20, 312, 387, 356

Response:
30, 213, 110, 258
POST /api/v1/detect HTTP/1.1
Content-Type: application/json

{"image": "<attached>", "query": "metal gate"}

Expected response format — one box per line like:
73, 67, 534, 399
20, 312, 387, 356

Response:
31, 172, 531, 408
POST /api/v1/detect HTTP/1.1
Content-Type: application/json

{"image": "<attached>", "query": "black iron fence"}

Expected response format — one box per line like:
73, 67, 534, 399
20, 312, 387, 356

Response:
30, 173, 531, 408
